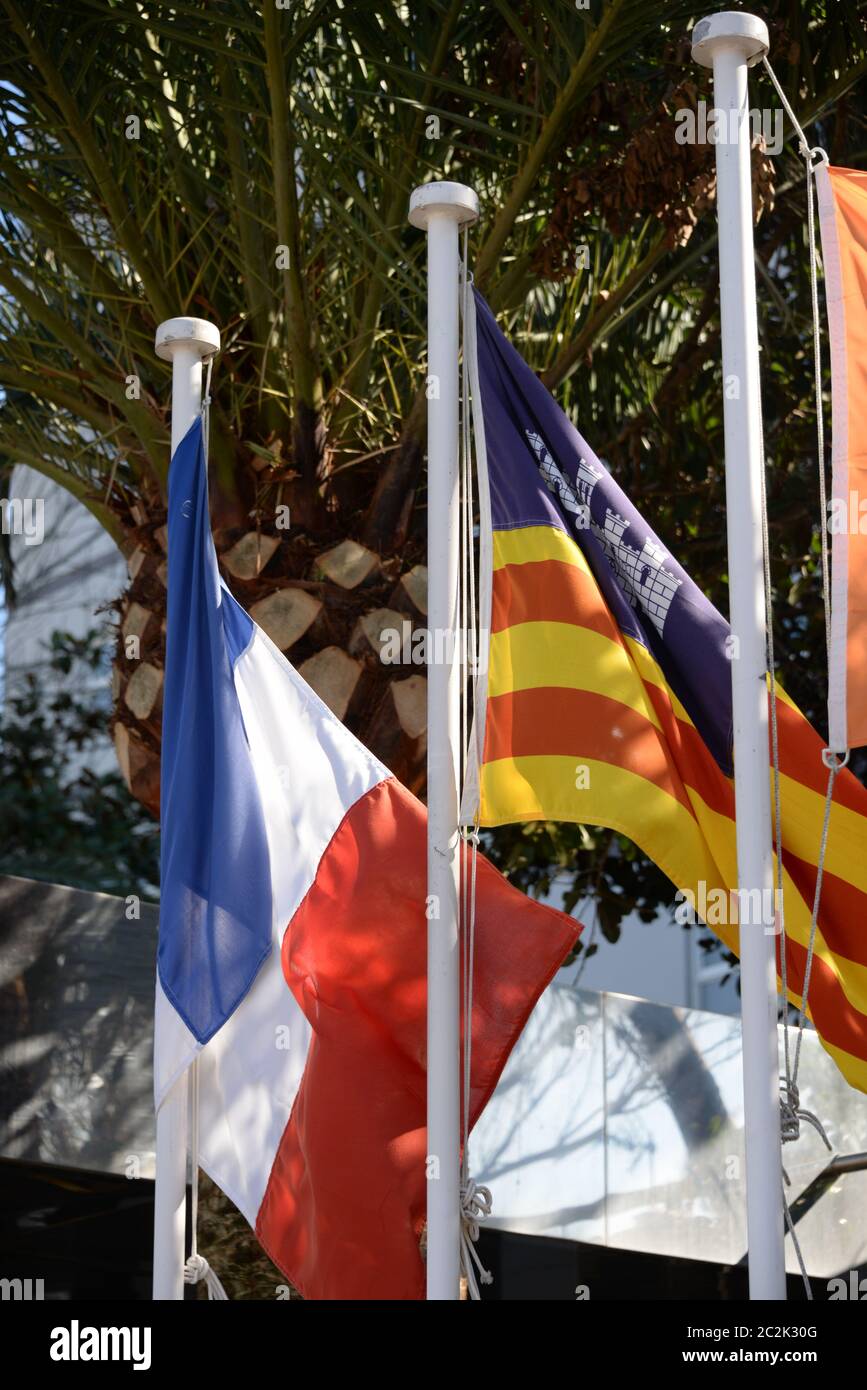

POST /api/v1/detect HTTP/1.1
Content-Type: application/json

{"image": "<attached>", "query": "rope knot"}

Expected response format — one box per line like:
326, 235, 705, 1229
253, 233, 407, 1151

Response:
460, 1178, 492, 1240
779, 1077, 801, 1144
184, 1252, 229, 1300
821, 746, 849, 770
459, 1178, 494, 1296
183, 1252, 210, 1284
779, 1076, 832, 1152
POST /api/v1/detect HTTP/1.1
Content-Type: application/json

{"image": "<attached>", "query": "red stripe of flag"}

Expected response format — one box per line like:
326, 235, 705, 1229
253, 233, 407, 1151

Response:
256, 777, 579, 1300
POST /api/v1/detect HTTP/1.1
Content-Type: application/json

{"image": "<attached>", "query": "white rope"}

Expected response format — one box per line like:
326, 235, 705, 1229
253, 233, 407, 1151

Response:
790, 753, 845, 1088
460, 225, 472, 827
459, 285, 493, 825
180, 374, 229, 1302
202, 354, 214, 450
459, 1177, 493, 1300
760, 58, 840, 1104
460, 231, 472, 1174
759, 55, 844, 1301
757, 462, 829, 1169
184, 1057, 229, 1300
183, 1252, 229, 1301
186, 1062, 228, 1301
455, 233, 493, 1300
761, 57, 813, 160
782, 1180, 811, 1299
759, 457, 787, 1052
761, 58, 832, 666
804, 154, 833, 674
461, 827, 481, 1165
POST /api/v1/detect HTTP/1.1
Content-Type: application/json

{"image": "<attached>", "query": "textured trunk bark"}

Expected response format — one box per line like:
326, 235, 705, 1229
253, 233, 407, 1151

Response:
362, 396, 426, 554
112, 506, 430, 818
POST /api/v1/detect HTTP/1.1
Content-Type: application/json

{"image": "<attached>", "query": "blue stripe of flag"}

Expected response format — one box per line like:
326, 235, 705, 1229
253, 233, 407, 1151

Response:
159, 417, 272, 1044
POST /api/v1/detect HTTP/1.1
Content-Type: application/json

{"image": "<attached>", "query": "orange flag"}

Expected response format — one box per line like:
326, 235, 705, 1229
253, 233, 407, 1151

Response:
816, 164, 867, 750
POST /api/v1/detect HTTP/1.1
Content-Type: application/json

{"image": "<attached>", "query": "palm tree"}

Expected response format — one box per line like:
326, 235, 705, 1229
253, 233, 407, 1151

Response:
1, 0, 865, 904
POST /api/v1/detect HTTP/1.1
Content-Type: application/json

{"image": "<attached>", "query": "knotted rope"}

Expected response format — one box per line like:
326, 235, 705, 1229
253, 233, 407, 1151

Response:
459, 1178, 494, 1301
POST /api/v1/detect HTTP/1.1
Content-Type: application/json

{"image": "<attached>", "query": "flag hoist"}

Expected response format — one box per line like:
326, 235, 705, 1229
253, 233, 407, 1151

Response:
151, 232, 576, 1304
408, 15, 793, 1294
408, 181, 480, 1301
691, 12, 786, 1300
448, 13, 802, 1304
152, 314, 220, 1301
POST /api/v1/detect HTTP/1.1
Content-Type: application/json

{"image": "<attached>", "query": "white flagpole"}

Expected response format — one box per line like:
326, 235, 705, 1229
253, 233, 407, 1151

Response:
152, 315, 220, 1301
692, 14, 786, 1299
408, 181, 478, 1300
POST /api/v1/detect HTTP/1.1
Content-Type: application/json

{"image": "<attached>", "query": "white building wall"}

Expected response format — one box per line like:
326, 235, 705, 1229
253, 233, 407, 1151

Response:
1, 468, 126, 773
552, 888, 740, 1017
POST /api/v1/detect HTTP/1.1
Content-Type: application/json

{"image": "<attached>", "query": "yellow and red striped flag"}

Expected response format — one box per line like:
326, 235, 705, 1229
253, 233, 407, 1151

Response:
816, 163, 867, 752
463, 288, 867, 1093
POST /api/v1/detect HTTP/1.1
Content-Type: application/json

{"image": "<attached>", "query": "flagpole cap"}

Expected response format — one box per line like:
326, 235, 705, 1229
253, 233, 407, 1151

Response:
155, 317, 221, 362
691, 12, 769, 67
408, 181, 479, 229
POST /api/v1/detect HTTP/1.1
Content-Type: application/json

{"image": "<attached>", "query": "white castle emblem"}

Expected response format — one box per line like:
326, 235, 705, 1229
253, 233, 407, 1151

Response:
526, 431, 682, 637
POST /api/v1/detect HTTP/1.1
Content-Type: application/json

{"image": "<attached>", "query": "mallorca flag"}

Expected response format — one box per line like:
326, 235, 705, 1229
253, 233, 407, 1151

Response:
462, 288, 867, 1094
815, 164, 867, 752
157, 415, 578, 1300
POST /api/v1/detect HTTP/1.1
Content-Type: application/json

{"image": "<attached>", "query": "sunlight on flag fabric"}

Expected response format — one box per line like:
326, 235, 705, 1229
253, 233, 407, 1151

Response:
463, 288, 867, 1095
157, 416, 578, 1299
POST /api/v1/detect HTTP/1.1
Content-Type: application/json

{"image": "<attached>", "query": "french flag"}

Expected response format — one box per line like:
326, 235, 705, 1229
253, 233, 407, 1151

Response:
156, 417, 579, 1299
